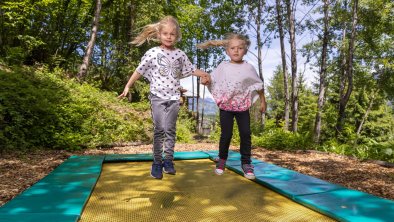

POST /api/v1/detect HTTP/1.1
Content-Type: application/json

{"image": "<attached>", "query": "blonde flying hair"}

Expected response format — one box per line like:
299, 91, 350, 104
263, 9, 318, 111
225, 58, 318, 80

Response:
131, 16, 182, 46
197, 33, 251, 50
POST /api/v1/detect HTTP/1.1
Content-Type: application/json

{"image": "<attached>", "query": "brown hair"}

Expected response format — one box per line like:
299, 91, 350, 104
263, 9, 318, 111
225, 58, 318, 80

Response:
131, 16, 181, 46
197, 33, 251, 50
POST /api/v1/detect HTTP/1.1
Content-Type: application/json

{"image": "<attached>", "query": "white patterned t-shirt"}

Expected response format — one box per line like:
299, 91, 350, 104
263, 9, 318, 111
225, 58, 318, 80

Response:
208, 61, 263, 111
136, 47, 196, 100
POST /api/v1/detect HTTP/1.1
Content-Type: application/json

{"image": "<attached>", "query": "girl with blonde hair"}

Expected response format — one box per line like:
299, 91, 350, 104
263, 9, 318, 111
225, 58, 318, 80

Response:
197, 33, 266, 180
118, 16, 210, 179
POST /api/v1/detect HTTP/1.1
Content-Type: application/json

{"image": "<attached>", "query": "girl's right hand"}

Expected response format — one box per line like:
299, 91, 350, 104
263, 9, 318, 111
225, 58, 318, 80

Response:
117, 88, 129, 99
200, 74, 211, 85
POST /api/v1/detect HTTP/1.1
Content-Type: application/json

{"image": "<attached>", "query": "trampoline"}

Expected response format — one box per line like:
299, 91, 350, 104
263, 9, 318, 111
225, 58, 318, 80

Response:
0, 151, 393, 222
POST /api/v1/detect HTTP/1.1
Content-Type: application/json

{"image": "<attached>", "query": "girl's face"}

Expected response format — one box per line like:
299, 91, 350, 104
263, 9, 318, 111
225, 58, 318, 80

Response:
158, 24, 177, 50
226, 38, 247, 63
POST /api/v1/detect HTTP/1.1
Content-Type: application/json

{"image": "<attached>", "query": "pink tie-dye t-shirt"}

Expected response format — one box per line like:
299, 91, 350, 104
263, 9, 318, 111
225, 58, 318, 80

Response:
208, 61, 263, 112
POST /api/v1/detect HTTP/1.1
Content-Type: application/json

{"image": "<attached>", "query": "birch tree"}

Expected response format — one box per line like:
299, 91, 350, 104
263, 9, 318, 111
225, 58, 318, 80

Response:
313, 0, 331, 143
275, 0, 290, 130
244, 0, 272, 126
77, 0, 102, 81
245, 0, 265, 81
286, 0, 299, 132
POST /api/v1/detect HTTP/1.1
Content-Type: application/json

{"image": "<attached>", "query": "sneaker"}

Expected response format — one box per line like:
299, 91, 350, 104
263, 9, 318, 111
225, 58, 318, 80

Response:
151, 161, 163, 179
163, 159, 176, 175
242, 164, 255, 180
215, 159, 226, 175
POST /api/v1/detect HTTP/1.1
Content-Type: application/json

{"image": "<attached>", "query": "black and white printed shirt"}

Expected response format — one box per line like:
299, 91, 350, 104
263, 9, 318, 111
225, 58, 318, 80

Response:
136, 47, 196, 100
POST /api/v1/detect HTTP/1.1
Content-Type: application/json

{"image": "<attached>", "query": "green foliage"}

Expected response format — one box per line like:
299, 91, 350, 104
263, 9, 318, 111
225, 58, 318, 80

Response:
176, 125, 192, 143
176, 106, 196, 143
0, 67, 151, 151
1, 0, 393, 164
297, 80, 317, 133
266, 65, 287, 125
319, 139, 394, 163
1, 0, 94, 65
252, 120, 313, 150
4, 47, 26, 65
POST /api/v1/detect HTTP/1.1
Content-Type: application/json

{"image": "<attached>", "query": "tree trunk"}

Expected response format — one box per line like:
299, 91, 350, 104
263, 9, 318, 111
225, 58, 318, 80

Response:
192, 75, 195, 113
356, 90, 377, 135
77, 0, 102, 81
196, 52, 201, 133
0, 6, 3, 49
196, 76, 200, 133
129, 0, 136, 44
313, 0, 330, 143
275, 0, 290, 131
200, 57, 209, 133
255, 0, 266, 127
256, 0, 264, 82
126, 0, 136, 103
337, 0, 358, 133
201, 85, 206, 133
286, 0, 298, 132
337, 7, 347, 133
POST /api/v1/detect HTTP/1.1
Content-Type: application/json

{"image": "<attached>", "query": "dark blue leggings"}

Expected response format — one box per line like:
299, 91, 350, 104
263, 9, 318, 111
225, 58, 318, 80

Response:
219, 109, 251, 164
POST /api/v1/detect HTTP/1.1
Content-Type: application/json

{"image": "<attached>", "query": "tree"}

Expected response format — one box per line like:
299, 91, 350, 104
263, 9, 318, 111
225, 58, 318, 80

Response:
275, 0, 290, 130
337, 0, 358, 133
313, 0, 331, 143
244, 0, 266, 81
286, 0, 299, 132
267, 66, 287, 126
356, 89, 378, 136
77, 0, 102, 81
244, 0, 271, 126
357, 0, 394, 100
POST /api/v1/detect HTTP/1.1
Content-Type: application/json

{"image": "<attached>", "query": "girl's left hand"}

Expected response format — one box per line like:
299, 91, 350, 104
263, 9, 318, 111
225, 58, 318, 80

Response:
260, 101, 267, 113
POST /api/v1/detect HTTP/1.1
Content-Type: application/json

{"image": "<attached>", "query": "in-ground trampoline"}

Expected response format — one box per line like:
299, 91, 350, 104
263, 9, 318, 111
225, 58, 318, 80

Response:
0, 151, 393, 222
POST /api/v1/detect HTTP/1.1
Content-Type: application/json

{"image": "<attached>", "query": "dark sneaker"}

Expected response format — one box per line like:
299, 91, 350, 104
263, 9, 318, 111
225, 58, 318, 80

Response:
215, 159, 226, 175
151, 162, 163, 179
242, 164, 255, 180
163, 159, 176, 175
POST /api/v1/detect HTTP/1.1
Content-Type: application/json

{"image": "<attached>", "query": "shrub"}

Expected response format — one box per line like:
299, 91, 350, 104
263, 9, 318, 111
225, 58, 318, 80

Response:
318, 139, 394, 163
252, 128, 313, 150
176, 106, 196, 143
0, 67, 151, 151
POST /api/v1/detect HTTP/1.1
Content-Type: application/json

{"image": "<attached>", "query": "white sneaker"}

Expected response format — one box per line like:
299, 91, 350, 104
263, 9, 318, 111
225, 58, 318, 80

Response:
215, 159, 226, 175
242, 164, 255, 180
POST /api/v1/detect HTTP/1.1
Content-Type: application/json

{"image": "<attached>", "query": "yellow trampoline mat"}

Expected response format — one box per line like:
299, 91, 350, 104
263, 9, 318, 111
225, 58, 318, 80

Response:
80, 159, 335, 222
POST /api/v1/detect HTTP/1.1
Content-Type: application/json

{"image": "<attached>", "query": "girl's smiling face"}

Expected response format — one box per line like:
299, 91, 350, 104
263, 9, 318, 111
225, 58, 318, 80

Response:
158, 24, 177, 50
226, 38, 247, 63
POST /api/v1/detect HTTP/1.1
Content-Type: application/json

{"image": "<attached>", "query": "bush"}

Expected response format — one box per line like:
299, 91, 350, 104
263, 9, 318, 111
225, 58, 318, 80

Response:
319, 139, 394, 163
0, 67, 151, 151
176, 106, 196, 143
252, 128, 313, 150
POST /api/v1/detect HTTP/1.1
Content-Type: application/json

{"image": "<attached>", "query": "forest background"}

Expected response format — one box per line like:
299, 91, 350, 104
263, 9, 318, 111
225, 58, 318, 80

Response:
0, 0, 393, 164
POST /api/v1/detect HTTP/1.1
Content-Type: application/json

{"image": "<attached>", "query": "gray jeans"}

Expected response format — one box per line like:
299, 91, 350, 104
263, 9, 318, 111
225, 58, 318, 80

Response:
150, 95, 180, 162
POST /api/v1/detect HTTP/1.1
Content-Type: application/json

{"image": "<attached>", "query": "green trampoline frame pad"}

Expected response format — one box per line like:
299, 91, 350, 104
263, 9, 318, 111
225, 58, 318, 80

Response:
1, 150, 393, 222
208, 150, 394, 222
0, 213, 80, 222
294, 189, 394, 222
0, 155, 104, 221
